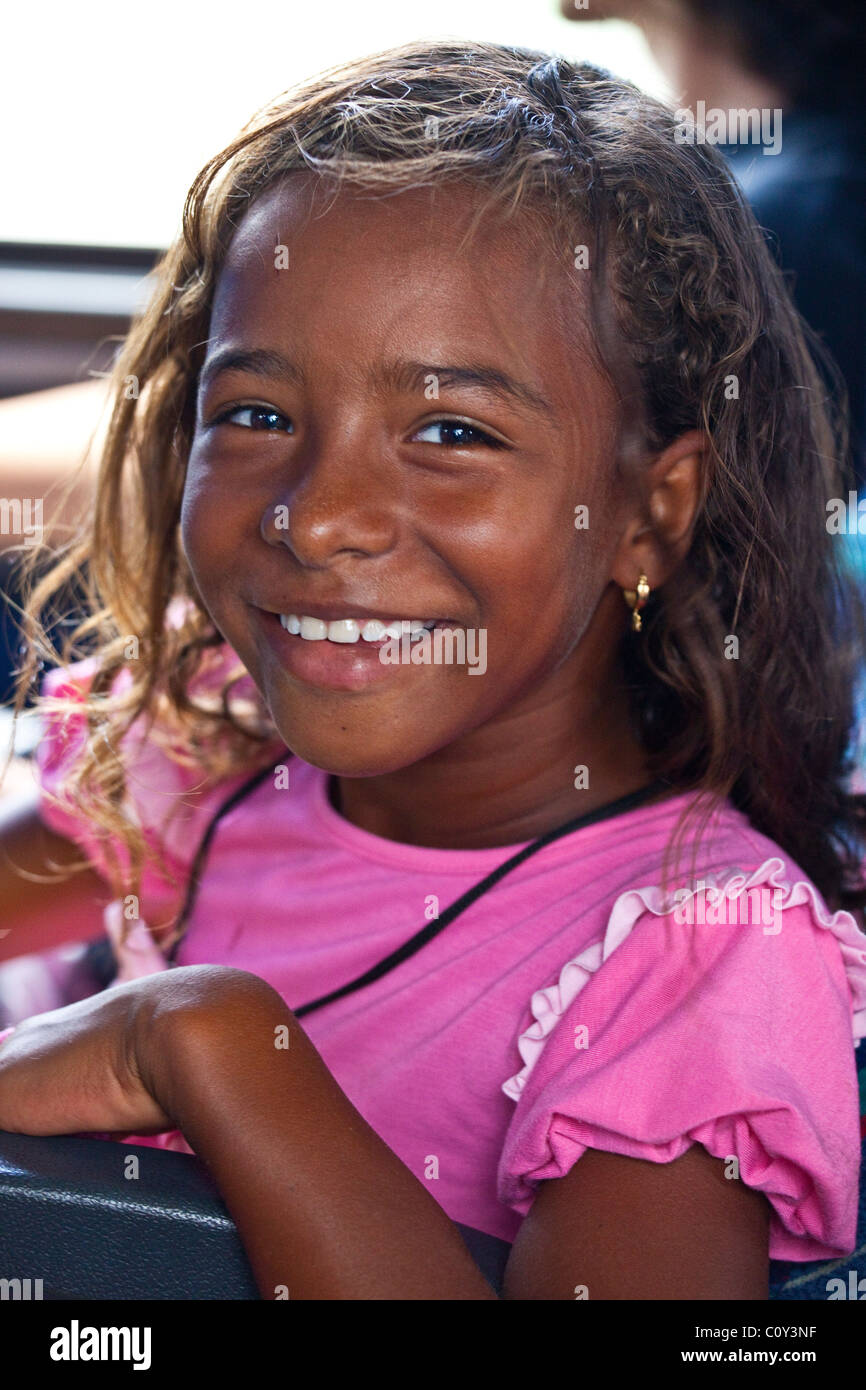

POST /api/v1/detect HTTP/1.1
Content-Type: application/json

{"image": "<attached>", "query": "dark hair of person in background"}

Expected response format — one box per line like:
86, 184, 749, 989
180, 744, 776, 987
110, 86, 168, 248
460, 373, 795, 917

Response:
686, 0, 865, 114
564, 0, 866, 485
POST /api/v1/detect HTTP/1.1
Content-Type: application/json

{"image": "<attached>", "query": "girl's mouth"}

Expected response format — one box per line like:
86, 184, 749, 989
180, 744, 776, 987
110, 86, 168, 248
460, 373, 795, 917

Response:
279, 614, 438, 644
254, 608, 459, 692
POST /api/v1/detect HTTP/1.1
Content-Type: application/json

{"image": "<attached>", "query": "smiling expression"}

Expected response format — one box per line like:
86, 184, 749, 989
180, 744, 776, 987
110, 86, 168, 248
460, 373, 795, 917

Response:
181, 175, 629, 778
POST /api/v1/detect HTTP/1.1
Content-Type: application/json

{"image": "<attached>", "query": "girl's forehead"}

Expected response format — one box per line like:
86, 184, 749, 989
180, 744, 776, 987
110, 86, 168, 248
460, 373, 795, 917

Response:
214, 177, 600, 381
225, 176, 551, 281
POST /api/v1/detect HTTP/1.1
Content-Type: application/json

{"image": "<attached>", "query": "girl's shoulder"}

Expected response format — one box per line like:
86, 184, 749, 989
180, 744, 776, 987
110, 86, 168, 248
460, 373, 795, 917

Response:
511, 787, 866, 1079
33, 646, 270, 918
497, 792, 866, 1261
518, 784, 865, 1003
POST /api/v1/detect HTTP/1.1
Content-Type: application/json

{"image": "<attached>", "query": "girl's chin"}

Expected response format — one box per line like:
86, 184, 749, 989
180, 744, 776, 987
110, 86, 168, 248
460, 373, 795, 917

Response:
275, 737, 448, 780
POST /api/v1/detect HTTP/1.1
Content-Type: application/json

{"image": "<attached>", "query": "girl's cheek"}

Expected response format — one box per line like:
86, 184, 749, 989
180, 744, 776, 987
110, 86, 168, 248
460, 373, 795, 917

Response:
179, 490, 221, 585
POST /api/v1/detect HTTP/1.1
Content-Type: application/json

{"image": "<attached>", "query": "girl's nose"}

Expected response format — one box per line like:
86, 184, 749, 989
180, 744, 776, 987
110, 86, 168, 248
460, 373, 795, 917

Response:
260, 434, 400, 566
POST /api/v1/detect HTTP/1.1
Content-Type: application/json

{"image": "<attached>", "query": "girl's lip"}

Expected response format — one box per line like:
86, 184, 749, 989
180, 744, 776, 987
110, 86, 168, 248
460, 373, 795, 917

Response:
254, 607, 431, 692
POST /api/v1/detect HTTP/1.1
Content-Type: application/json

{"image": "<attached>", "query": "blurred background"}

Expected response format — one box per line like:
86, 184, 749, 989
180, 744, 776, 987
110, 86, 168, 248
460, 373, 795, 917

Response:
3, 1, 668, 253
0, 2, 665, 398
1, 0, 864, 787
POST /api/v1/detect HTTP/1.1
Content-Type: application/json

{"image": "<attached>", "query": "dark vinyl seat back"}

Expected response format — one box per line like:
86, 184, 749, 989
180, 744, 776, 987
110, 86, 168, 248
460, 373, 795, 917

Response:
0, 1131, 510, 1299
1, 1115, 864, 1299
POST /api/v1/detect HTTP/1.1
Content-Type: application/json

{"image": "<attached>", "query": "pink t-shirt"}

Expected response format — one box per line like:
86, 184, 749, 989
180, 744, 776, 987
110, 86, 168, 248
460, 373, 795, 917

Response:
23, 653, 866, 1261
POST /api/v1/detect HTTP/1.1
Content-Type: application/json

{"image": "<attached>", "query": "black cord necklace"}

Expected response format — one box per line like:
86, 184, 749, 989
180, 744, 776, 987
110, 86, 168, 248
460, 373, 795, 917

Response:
164, 751, 671, 1019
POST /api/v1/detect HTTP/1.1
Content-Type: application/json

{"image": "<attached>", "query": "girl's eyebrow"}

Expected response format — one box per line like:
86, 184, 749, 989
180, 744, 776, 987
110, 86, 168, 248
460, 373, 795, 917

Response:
199, 347, 302, 394
198, 346, 554, 418
376, 359, 555, 417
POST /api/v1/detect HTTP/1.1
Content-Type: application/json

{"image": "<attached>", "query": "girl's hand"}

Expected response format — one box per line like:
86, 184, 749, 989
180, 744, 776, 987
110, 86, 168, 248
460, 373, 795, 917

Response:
0, 964, 265, 1138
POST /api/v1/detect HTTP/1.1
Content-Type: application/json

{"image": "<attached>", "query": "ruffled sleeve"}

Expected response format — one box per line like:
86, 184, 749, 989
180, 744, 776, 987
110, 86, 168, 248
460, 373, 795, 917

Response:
497, 859, 866, 1262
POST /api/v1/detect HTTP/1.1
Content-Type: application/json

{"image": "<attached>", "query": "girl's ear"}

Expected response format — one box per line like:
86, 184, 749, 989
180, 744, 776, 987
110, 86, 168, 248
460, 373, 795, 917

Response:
610, 429, 707, 593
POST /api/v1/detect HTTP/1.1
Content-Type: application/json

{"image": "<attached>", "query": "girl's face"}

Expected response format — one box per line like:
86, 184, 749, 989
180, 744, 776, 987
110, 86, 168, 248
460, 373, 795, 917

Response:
182, 175, 632, 779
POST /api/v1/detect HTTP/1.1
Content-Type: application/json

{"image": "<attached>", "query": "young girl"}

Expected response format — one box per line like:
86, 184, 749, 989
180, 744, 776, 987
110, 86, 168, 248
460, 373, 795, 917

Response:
1, 39, 865, 1301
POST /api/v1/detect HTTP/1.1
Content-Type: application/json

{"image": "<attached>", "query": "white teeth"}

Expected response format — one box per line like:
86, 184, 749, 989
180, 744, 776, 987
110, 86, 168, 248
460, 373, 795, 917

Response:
327, 619, 361, 644
280, 614, 436, 643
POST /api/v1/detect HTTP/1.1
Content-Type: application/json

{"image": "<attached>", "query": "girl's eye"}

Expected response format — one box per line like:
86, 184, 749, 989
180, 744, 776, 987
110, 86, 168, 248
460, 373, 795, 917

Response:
213, 405, 294, 433
411, 420, 504, 449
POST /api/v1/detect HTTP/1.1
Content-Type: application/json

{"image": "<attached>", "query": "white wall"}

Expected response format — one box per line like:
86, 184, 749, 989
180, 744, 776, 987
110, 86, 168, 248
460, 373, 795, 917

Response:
1, 1, 667, 247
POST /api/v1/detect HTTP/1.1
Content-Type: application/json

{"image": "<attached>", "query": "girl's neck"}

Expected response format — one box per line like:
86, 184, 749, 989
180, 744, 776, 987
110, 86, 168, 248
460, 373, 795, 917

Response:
330, 683, 667, 851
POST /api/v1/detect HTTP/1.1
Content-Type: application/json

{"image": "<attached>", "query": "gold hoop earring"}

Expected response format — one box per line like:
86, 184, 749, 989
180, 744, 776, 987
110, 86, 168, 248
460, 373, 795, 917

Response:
623, 574, 650, 632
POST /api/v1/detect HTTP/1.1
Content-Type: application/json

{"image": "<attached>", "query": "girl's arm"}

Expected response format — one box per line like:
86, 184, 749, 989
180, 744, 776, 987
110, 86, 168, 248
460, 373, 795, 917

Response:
154, 977, 770, 1300
0, 787, 112, 961
155, 978, 499, 1300
502, 1144, 770, 1300
0, 965, 771, 1299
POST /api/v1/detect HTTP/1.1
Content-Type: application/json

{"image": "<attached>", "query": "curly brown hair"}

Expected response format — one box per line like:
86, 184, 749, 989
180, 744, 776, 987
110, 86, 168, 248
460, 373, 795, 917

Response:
4, 38, 865, 938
